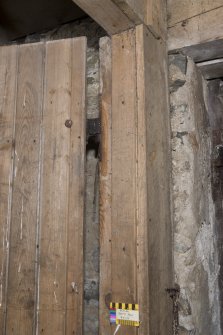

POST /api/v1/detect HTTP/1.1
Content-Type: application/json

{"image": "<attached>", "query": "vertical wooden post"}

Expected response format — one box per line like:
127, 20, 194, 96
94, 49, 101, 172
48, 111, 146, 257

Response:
99, 37, 112, 335
100, 24, 173, 335
136, 24, 173, 334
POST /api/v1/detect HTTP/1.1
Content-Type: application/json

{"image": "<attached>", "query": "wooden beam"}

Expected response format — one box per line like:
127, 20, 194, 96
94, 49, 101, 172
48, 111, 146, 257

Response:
197, 58, 223, 80
168, 6, 223, 59
168, 0, 223, 27
99, 25, 173, 335
174, 39, 223, 63
71, 0, 166, 38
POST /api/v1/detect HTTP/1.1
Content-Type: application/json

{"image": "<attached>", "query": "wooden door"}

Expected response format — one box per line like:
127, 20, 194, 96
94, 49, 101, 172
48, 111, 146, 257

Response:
0, 37, 86, 335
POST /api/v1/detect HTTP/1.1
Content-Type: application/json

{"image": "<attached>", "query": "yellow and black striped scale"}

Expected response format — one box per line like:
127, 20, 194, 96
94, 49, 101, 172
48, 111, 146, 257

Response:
110, 303, 140, 327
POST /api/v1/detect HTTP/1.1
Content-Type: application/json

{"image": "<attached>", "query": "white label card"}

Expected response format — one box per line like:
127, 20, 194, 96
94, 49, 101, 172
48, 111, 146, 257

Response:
116, 309, 139, 322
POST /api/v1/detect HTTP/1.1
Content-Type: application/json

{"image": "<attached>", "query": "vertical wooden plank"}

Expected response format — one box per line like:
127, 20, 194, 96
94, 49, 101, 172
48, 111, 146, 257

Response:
135, 27, 149, 335
111, 29, 137, 335
100, 25, 172, 335
6, 43, 44, 334
0, 45, 18, 335
66, 37, 86, 335
38, 38, 86, 335
99, 37, 112, 335
136, 24, 173, 334
37, 39, 71, 334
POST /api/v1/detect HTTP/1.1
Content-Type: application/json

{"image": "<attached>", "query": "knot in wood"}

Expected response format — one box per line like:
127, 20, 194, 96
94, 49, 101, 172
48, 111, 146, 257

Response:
65, 119, 73, 128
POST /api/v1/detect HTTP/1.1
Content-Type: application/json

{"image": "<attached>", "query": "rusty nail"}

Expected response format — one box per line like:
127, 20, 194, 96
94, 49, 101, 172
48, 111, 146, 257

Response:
65, 119, 73, 128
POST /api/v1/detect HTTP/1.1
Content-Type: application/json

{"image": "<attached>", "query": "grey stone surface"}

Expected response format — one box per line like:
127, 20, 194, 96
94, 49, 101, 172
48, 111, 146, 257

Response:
169, 54, 221, 335
169, 54, 188, 75
169, 55, 187, 93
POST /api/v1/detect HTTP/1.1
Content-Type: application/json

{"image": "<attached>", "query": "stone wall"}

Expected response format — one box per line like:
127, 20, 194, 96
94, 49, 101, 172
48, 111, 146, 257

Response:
169, 55, 221, 335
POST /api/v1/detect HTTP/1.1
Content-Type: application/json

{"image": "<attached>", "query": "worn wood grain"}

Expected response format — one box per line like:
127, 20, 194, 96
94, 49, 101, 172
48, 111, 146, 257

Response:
114, 0, 167, 38
177, 39, 223, 63
168, 0, 223, 26
66, 37, 86, 335
115, 0, 145, 23
38, 39, 74, 334
6, 43, 44, 335
0, 37, 86, 335
72, 0, 134, 35
0, 45, 18, 334
197, 58, 223, 80
72, 0, 166, 39
38, 38, 86, 334
99, 25, 172, 335
168, 6, 223, 52
135, 27, 149, 335
136, 24, 173, 334
111, 29, 137, 335
99, 36, 112, 335
147, 0, 167, 39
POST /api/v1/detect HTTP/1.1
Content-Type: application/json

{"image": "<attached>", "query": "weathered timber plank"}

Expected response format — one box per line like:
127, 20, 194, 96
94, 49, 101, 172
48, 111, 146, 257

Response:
168, 0, 223, 26
197, 59, 223, 80
115, 0, 145, 22
135, 27, 149, 335
38, 39, 73, 334
66, 37, 86, 335
177, 39, 223, 63
118, 0, 167, 38
99, 36, 112, 335
72, 0, 134, 35
99, 25, 172, 335
0, 45, 18, 334
6, 43, 44, 335
168, 6, 223, 52
71, 0, 166, 39
111, 29, 137, 335
136, 24, 173, 334
0, 311, 4, 335
147, 0, 167, 39
38, 38, 86, 334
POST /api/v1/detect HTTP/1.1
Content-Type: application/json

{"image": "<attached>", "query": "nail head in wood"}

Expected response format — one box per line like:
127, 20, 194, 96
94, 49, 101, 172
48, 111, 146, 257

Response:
65, 119, 73, 128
